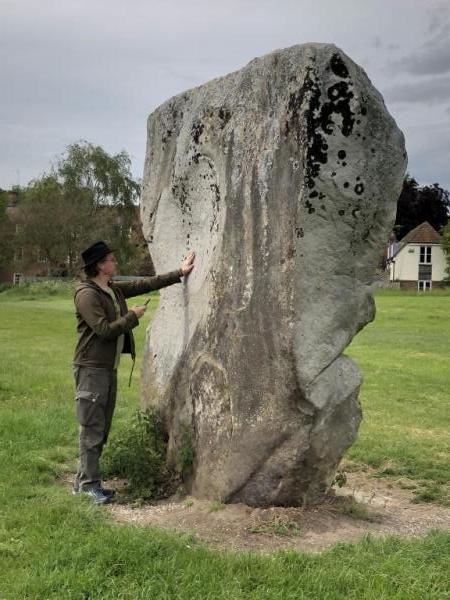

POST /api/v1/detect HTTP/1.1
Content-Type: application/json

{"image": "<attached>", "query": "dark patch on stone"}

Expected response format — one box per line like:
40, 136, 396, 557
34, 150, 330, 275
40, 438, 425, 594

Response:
371, 148, 376, 154
285, 63, 355, 189
162, 129, 173, 144
330, 53, 349, 78
343, 182, 350, 188
339, 209, 345, 216
338, 150, 346, 159
305, 200, 315, 214
209, 183, 221, 232
354, 183, 365, 195
356, 176, 360, 181
342, 161, 347, 166
192, 152, 202, 164
191, 122, 204, 144
172, 179, 192, 215
327, 80, 354, 103
361, 228, 370, 241
218, 108, 231, 128
295, 226, 304, 238
321, 80, 355, 138
361, 106, 367, 115
332, 172, 336, 176
309, 191, 319, 198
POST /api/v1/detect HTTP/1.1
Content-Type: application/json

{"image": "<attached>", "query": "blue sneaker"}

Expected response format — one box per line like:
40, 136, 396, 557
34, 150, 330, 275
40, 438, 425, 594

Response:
80, 486, 114, 505
99, 486, 116, 499
73, 483, 116, 499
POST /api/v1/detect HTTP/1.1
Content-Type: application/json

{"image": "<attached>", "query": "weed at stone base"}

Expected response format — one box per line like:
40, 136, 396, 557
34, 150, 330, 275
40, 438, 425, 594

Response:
338, 499, 380, 522
332, 469, 348, 488
102, 408, 176, 502
208, 500, 226, 513
248, 515, 301, 536
102, 409, 197, 503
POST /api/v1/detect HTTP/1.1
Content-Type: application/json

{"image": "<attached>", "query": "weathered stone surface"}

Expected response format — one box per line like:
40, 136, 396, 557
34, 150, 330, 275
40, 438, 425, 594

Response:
140, 43, 407, 507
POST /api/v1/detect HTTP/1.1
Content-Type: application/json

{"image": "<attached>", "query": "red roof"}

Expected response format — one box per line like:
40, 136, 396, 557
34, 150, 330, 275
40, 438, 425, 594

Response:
400, 221, 442, 245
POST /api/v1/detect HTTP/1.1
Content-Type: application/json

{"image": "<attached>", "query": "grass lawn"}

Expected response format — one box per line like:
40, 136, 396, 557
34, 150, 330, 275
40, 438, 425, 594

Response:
346, 289, 450, 506
0, 283, 449, 599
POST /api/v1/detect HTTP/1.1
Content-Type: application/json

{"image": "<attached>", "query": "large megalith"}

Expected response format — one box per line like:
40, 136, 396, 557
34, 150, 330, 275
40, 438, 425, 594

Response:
140, 43, 407, 507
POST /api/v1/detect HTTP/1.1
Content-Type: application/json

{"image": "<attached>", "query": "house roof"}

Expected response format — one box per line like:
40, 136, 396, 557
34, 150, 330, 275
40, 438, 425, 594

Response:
400, 221, 442, 245
388, 221, 442, 262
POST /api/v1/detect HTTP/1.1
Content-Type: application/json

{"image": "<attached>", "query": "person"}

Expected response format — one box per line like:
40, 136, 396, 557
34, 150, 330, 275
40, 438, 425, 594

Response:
73, 240, 195, 504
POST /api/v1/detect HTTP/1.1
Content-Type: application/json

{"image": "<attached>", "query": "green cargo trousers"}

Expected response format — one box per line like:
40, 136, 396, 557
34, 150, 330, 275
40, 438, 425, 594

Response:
73, 365, 117, 491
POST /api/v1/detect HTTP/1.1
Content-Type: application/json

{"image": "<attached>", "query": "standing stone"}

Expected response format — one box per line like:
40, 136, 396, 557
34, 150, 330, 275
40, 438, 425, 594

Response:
140, 43, 407, 506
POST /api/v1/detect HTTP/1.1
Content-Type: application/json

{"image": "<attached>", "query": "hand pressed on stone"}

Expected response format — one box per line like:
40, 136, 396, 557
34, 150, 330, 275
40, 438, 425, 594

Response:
180, 250, 195, 276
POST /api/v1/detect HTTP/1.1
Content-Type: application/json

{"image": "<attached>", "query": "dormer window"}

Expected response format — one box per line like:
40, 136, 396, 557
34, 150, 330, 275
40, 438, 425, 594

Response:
419, 246, 431, 264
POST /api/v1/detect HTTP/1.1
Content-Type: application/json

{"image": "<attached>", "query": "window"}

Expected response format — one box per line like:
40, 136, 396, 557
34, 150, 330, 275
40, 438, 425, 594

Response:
419, 246, 432, 264
418, 264, 432, 280
35, 248, 48, 263
14, 247, 24, 264
418, 280, 432, 291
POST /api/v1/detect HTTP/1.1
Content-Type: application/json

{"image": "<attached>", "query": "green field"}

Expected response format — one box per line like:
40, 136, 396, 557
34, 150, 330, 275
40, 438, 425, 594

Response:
0, 284, 449, 599
346, 290, 450, 505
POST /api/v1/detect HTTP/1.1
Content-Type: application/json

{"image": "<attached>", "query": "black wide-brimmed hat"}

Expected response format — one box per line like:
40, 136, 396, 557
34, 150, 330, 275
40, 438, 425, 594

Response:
81, 241, 114, 269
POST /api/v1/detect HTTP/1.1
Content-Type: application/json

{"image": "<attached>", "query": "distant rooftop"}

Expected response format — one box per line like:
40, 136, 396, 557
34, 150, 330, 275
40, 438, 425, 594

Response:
399, 221, 442, 245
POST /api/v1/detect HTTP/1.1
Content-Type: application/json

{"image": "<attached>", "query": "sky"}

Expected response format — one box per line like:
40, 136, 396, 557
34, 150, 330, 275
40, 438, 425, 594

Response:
1, 0, 449, 191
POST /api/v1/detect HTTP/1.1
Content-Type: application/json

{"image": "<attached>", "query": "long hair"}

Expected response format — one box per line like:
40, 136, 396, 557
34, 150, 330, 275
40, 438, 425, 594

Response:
83, 262, 100, 278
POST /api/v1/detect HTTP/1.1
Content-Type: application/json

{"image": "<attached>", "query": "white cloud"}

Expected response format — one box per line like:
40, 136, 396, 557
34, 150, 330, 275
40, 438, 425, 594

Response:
385, 75, 450, 105
391, 2, 450, 76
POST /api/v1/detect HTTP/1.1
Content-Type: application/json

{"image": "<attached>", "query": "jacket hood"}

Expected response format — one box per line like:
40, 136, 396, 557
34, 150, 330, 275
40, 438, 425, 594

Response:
74, 279, 106, 298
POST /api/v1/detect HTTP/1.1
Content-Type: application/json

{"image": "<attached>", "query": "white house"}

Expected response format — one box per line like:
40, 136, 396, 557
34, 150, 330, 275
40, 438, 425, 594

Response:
387, 221, 447, 290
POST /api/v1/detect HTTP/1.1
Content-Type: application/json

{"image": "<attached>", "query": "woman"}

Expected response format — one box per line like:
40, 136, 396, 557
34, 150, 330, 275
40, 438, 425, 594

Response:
73, 240, 195, 504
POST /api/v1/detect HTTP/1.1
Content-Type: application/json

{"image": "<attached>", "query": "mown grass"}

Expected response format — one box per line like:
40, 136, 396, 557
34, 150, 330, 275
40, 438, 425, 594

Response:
0, 283, 449, 599
346, 288, 450, 505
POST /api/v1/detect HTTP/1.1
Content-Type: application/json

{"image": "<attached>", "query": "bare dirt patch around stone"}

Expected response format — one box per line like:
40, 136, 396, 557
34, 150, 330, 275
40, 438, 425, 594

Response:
62, 467, 450, 554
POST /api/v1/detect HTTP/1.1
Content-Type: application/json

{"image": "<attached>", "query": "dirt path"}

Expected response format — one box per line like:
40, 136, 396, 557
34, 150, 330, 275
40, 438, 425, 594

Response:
93, 468, 450, 554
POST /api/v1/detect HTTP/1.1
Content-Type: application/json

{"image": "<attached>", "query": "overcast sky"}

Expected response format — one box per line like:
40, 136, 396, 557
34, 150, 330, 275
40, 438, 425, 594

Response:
1, 0, 449, 191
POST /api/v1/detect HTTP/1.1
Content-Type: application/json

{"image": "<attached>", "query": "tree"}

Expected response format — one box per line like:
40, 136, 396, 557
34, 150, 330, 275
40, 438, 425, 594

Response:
55, 141, 142, 269
0, 192, 15, 268
10, 141, 145, 276
394, 175, 450, 239
16, 175, 124, 276
57, 141, 140, 208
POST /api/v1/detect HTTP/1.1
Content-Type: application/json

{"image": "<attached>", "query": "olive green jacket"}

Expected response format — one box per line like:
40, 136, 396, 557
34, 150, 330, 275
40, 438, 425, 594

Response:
73, 270, 183, 368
